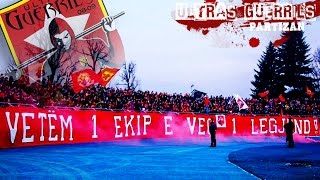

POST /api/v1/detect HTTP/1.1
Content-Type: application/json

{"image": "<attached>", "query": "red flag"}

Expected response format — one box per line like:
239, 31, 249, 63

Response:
279, 94, 286, 103
98, 67, 119, 86
258, 90, 269, 98
71, 69, 98, 93
306, 86, 314, 98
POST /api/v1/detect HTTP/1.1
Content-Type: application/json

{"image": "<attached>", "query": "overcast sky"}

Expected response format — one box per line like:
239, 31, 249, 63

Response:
1, 0, 320, 98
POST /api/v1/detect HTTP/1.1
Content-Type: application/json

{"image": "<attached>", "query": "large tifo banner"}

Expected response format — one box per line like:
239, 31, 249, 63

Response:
0, 107, 319, 148
0, 0, 125, 91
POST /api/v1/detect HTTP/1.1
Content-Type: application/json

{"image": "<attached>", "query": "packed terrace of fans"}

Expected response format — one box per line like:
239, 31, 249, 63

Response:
1, 75, 319, 116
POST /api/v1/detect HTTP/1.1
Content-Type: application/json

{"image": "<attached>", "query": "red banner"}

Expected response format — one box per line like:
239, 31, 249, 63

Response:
0, 107, 319, 148
0, 0, 125, 88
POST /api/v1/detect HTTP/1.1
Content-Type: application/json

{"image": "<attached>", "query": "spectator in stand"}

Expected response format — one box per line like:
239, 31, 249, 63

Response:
203, 95, 210, 114
1, 75, 320, 116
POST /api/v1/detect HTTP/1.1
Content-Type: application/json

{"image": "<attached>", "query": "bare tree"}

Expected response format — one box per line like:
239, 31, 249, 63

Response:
79, 35, 110, 73
118, 61, 140, 90
311, 48, 320, 91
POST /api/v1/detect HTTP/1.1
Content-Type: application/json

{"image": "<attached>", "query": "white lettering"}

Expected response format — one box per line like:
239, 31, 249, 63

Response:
143, 115, 152, 135
269, 118, 277, 134
187, 117, 197, 135
125, 115, 136, 137
232, 118, 236, 134
304, 120, 310, 134
60, 115, 73, 141
257, 23, 264, 31
137, 115, 141, 136
175, 3, 189, 20
194, 3, 206, 20
38, 113, 47, 141
248, 22, 305, 31
294, 119, 303, 134
283, 22, 289, 31
114, 116, 123, 138
22, 113, 34, 143
198, 118, 206, 135
48, 114, 58, 141
164, 116, 173, 135
250, 22, 256, 31
251, 119, 258, 134
92, 115, 98, 139
260, 118, 268, 134
215, 3, 227, 20
5, 112, 19, 144
264, 22, 271, 31
206, 118, 212, 135
278, 118, 286, 134
314, 119, 319, 132
297, 22, 305, 31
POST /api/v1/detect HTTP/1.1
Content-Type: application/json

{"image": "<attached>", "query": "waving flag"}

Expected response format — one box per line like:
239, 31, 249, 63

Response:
306, 86, 314, 98
191, 89, 207, 99
233, 94, 249, 110
98, 67, 119, 86
258, 90, 269, 98
71, 69, 98, 93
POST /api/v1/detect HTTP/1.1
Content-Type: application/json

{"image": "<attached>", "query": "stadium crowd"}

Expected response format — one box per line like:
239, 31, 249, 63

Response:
1, 74, 320, 116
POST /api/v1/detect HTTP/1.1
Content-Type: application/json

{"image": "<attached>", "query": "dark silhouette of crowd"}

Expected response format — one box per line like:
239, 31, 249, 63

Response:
1, 74, 320, 116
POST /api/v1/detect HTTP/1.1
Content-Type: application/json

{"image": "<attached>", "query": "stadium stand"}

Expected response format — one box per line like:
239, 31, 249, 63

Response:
1, 74, 319, 116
